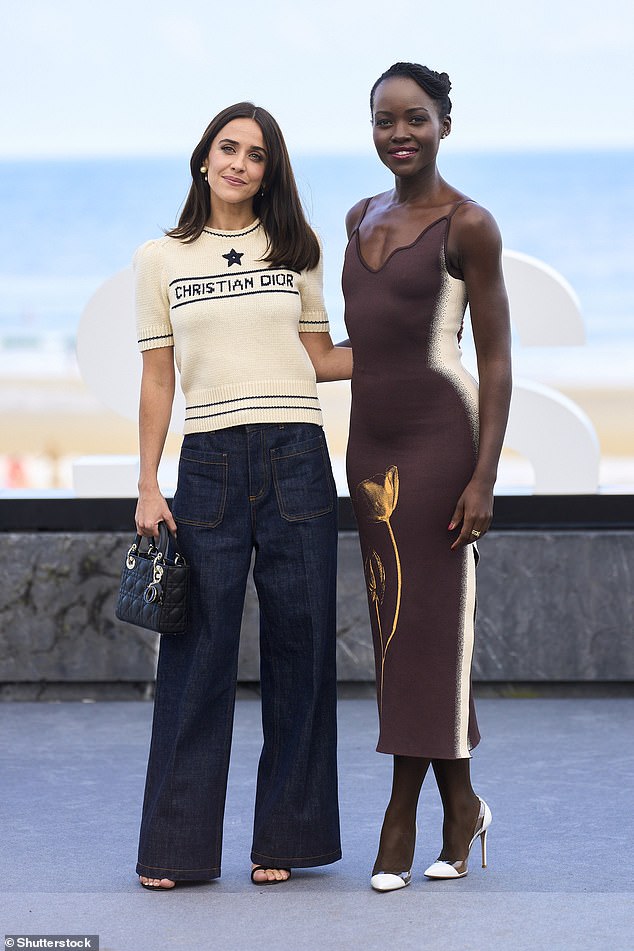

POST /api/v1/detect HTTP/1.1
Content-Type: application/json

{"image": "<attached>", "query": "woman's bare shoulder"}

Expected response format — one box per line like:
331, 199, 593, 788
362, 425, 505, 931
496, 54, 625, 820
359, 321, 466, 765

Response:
345, 198, 370, 238
450, 200, 503, 255
453, 199, 500, 232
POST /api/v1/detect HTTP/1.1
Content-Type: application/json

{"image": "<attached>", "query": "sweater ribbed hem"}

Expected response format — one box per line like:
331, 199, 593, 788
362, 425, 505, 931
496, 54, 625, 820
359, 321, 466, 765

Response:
184, 406, 323, 433
298, 312, 330, 332
183, 378, 322, 433
138, 322, 174, 350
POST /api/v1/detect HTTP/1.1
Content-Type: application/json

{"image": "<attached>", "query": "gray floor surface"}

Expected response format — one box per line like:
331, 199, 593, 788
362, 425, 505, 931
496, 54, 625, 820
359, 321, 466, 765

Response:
2, 697, 633, 951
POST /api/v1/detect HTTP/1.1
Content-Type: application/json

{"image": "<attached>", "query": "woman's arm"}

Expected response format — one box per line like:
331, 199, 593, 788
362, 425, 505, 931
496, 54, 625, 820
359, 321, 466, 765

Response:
135, 347, 178, 537
447, 204, 512, 550
300, 331, 353, 381
299, 225, 354, 381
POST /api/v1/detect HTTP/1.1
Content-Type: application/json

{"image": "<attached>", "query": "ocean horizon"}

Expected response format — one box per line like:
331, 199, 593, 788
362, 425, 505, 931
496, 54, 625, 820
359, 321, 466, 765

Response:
1, 149, 633, 492
1, 151, 633, 386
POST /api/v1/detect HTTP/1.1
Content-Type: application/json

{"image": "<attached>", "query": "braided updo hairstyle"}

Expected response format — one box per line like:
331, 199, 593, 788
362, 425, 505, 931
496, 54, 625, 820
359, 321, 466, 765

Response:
370, 63, 452, 118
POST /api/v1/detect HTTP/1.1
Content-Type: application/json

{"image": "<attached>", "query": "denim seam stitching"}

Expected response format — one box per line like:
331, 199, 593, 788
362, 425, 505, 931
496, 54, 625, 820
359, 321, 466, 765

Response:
137, 863, 221, 872
250, 849, 342, 862
175, 458, 228, 527
248, 430, 267, 502
271, 442, 334, 521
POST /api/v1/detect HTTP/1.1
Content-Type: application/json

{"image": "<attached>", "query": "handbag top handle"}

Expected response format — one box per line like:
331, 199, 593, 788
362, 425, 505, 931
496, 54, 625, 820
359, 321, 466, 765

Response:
132, 521, 186, 566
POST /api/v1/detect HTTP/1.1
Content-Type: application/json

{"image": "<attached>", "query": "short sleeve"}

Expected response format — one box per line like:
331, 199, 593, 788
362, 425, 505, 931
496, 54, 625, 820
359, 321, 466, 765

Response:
133, 239, 174, 351
298, 238, 330, 334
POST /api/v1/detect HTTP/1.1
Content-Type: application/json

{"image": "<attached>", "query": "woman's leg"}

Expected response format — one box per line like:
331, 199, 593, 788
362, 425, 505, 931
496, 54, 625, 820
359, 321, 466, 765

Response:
373, 755, 431, 874
431, 758, 481, 860
137, 430, 253, 885
137, 532, 251, 884
249, 424, 341, 876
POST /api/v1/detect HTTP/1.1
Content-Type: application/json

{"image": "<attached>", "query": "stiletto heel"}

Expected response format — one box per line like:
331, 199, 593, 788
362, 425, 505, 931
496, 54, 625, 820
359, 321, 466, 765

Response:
371, 823, 417, 892
423, 797, 491, 880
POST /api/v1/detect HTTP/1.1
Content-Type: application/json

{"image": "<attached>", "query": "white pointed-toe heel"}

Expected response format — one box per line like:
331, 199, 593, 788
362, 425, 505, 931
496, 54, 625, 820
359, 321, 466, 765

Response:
370, 869, 412, 891
424, 798, 491, 880
370, 823, 417, 892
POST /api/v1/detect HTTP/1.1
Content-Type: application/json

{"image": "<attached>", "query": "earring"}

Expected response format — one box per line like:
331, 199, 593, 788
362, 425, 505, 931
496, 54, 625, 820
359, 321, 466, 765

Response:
259, 185, 265, 197
200, 166, 208, 180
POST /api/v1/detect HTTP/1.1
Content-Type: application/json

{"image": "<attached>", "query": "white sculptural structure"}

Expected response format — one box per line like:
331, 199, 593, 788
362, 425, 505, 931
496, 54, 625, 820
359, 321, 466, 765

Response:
74, 251, 600, 496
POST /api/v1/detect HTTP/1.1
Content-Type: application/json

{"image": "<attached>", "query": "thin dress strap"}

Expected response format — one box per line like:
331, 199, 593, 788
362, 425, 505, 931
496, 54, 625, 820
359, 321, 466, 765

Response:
445, 198, 478, 252
444, 199, 477, 287
447, 197, 476, 222
349, 197, 373, 236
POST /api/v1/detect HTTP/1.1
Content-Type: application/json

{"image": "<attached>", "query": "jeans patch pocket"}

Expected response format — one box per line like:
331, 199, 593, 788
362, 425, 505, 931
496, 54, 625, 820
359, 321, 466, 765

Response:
271, 434, 334, 521
172, 447, 228, 528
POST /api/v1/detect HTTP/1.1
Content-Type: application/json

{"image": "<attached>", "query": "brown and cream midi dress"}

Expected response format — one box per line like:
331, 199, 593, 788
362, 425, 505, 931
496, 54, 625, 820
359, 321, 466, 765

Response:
343, 198, 481, 759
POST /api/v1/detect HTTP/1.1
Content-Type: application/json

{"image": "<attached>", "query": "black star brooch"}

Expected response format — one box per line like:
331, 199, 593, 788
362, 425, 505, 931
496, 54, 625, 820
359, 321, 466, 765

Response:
222, 248, 244, 267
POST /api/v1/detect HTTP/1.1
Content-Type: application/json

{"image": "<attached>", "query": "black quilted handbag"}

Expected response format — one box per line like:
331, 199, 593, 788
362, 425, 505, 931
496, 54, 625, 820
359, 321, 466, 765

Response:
115, 522, 189, 634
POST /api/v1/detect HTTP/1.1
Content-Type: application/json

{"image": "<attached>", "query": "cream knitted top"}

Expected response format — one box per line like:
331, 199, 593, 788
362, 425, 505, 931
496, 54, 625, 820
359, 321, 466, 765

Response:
134, 220, 330, 433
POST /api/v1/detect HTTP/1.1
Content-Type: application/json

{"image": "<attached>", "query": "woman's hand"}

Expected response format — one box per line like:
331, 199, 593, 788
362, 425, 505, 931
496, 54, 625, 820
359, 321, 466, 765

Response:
448, 478, 493, 550
135, 488, 177, 538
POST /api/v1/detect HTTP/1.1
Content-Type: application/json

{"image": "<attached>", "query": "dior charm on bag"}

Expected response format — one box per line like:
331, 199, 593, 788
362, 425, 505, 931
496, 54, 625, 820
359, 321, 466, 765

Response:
116, 521, 189, 634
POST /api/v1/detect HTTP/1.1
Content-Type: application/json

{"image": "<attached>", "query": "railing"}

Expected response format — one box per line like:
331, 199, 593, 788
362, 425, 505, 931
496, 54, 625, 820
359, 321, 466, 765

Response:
1, 494, 633, 532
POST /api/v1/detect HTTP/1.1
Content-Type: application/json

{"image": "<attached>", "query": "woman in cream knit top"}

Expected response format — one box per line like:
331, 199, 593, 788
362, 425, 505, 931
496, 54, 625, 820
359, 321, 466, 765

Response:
134, 102, 352, 891
135, 220, 330, 432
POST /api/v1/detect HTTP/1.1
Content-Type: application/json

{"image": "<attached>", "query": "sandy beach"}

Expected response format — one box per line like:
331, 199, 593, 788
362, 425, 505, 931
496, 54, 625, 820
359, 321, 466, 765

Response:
1, 374, 633, 493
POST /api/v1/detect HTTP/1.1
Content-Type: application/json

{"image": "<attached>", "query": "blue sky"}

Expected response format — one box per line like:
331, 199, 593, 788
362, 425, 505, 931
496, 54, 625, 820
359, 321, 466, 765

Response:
1, 0, 633, 156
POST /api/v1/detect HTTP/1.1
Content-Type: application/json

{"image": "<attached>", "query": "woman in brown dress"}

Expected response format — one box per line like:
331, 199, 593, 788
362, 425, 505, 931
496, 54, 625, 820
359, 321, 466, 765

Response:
343, 63, 512, 890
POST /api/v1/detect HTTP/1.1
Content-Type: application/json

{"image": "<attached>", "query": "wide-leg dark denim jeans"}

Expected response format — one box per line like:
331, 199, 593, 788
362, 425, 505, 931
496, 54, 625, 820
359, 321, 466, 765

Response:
136, 423, 341, 880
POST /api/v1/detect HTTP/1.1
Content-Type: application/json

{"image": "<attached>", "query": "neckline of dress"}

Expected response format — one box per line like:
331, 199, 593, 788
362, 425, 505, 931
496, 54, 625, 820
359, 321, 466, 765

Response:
355, 213, 449, 274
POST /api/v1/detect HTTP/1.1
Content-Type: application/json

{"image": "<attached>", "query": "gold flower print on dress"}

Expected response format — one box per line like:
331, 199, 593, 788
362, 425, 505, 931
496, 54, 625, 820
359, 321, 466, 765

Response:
365, 549, 386, 673
365, 550, 386, 606
357, 466, 402, 713
357, 464, 399, 522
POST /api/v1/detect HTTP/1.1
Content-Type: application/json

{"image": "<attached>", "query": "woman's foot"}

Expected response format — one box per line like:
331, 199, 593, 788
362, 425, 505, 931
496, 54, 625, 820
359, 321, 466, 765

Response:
251, 864, 291, 884
372, 814, 417, 877
371, 814, 417, 891
424, 797, 492, 879
437, 793, 481, 862
139, 875, 176, 889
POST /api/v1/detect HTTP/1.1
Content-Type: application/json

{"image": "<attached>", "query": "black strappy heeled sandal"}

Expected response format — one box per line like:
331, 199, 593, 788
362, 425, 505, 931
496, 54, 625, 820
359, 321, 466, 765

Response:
250, 865, 291, 885
139, 877, 177, 890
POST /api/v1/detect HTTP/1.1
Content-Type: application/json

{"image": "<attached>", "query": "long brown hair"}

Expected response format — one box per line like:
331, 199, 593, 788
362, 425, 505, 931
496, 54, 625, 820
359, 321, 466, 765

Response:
167, 102, 319, 272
